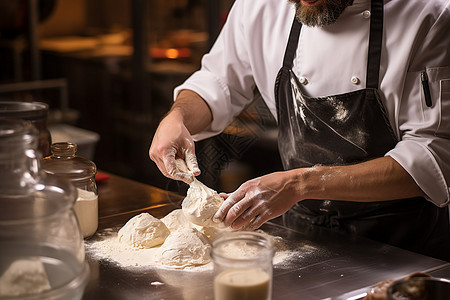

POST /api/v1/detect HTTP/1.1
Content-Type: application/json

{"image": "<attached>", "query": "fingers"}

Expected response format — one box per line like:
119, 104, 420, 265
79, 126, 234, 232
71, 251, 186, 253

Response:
214, 188, 272, 231
214, 190, 260, 230
157, 147, 176, 178
159, 151, 194, 184
213, 190, 243, 224
150, 143, 199, 184
219, 192, 229, 199
174, 158, 194, 183
185, 150, 201, 176
233, 208, 268, 231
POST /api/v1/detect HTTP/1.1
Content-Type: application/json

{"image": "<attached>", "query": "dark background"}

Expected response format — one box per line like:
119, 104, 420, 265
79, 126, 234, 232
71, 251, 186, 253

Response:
0, 0, 282, 195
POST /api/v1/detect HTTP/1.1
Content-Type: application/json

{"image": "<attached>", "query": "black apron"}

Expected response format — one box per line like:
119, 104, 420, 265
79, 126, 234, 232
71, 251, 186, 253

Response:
275, 0, 450, 261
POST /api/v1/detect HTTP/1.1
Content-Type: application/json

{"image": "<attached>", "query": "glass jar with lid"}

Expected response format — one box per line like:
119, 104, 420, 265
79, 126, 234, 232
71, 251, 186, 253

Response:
0, 119, 90, 299
0, 101, 52, 157
41, 142, 98, 238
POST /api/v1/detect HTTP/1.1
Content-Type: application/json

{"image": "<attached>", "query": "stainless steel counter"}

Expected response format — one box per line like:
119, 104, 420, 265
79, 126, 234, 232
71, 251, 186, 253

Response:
82, 173, 450, 300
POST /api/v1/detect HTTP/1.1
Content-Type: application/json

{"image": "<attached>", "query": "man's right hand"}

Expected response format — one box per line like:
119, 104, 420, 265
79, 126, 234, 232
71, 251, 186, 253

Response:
149, 90, 213, 183
149, 112, 200, 184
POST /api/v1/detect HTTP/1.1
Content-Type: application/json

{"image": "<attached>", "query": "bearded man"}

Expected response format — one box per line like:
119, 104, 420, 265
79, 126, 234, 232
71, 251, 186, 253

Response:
149, 0, 450, 261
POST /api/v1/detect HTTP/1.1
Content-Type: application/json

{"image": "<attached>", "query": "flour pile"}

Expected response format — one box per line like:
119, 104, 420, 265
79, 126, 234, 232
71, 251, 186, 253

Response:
88, 210, 296, 270
89, 208, 227, 269
88, 179, 297, 270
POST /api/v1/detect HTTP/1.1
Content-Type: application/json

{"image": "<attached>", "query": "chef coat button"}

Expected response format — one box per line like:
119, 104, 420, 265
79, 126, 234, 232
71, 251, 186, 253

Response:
299, 76, 308, 85
351, 76, 360, 84
362, 10, 371, 19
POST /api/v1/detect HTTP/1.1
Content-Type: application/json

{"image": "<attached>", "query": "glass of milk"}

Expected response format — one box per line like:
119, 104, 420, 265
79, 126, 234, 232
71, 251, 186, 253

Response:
42, 142, 98, 238
211, 231, 274, 300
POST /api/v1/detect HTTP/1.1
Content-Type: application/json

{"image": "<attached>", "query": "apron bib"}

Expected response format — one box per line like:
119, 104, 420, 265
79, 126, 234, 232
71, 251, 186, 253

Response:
275, 0, 450, 261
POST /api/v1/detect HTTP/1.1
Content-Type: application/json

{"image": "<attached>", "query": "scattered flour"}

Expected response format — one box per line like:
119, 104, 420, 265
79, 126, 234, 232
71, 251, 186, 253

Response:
87, 221, 298, 271
87, 178, 308, 271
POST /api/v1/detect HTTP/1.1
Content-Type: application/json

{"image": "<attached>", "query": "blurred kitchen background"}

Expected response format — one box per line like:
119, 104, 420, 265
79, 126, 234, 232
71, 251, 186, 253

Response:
0, 0, 282, 194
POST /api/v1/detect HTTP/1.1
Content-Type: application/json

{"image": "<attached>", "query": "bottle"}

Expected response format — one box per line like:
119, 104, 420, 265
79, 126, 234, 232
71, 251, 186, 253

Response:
0, 119, 89, 299
41, 142, 98, 238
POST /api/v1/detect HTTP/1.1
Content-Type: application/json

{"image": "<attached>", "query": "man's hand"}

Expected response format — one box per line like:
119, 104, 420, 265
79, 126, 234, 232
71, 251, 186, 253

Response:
149, 113, 200, 183
214, 170, 303, 231
149, 90, 212, 183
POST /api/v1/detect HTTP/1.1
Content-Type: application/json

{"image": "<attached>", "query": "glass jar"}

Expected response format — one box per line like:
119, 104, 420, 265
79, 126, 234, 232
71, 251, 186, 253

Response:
0, 119, 89, 300
211, 231, 275, 300
0, 101, 52, 157
41, 142, 98, 238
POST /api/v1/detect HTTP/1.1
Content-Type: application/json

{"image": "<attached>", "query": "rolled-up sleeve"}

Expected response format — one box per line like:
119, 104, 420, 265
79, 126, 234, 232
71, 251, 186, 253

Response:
386, 4, 450, 207
174, 0, 256, 141
387, 136, 450, 207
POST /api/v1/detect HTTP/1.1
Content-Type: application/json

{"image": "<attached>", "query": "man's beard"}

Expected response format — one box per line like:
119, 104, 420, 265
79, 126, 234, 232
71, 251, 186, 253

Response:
289, 0, 354, 27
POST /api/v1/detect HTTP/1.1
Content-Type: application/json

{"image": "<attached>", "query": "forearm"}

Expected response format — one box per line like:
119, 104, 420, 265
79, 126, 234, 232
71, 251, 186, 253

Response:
214, 156, 424, 230
168, 89, 213, 135
294, 156, 424, 203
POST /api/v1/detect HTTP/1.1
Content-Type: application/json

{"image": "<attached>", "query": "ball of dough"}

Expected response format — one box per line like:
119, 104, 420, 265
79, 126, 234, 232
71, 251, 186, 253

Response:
118, 213, 169, 249
197, 225, 231, 241
158, 228, 211, 268
181, 179, 224, 227
160, 209, 192, 232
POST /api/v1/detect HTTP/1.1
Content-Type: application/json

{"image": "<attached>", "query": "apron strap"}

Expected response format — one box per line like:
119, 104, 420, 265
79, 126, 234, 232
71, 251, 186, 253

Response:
282, 17, 302, 69
366, 0, 384, 89
282, 0, 384, 88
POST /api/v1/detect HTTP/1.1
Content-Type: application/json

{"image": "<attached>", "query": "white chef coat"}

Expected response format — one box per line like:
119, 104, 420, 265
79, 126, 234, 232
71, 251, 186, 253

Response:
174, 0, 450, 207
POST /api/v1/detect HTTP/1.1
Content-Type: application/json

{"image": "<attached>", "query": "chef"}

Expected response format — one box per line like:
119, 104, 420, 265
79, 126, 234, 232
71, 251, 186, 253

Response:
149, 0, 450, 261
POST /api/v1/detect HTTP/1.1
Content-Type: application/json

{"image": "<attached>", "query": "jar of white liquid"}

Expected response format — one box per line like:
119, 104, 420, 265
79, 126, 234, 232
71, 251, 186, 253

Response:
211, 231, 275, 300
42, 142, 98, 238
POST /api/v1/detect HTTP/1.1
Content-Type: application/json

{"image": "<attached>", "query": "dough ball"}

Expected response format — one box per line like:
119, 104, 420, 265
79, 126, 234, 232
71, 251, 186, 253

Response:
0, 257, 51, 297
182, 179, 224, 227
158, 228, 211, 268
197, 225, 231, 241
118, 213, 169, 249
160, 209, 192, 232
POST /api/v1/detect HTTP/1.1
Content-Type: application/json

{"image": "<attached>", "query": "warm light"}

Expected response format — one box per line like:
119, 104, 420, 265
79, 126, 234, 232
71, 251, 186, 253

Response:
165, 48, 179, 59
150, 47, 191, 59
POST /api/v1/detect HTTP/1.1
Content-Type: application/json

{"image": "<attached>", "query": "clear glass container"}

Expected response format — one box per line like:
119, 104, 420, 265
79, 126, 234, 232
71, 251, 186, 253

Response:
0, 101, 52, 157
0, 119, 89, 300
211, 231, 275, 300
41, 142, 98, 238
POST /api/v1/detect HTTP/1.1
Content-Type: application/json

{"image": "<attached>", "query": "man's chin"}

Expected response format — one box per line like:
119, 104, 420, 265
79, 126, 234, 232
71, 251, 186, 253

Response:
292, 0, 353, 27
